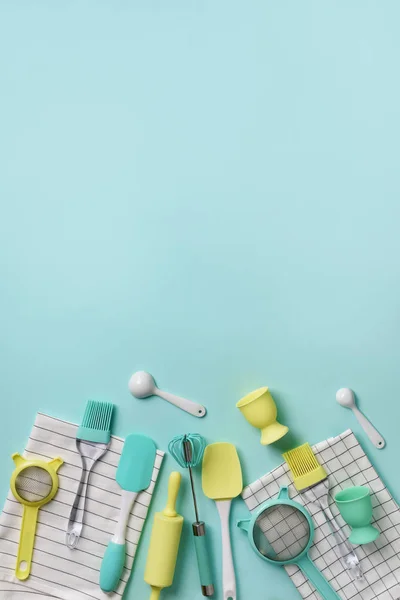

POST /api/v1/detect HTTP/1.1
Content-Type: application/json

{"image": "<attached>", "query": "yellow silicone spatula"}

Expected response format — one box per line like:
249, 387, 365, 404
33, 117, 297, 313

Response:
202, 443, 242, 600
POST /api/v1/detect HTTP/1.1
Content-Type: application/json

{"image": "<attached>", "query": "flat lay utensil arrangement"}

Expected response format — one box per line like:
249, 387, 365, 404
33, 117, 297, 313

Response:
11, 453, 63, 580
202, 442, 243, 600
129, 370, 207, 417
66, 400, 115, 549
169, 433, 214, 597
100, 433, 157, 592
336, 387, 385, 449
1, 377, 393, 600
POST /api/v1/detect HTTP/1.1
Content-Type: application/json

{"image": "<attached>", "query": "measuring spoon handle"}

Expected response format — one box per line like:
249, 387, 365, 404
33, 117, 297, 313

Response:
155, 388, 206, 417
352, 406, 385, 449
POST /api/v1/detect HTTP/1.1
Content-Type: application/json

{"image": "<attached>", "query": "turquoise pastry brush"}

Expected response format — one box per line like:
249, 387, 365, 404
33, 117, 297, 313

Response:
66, 400, 114, 549
100, 434, 157, 592
169, 433, 214, 597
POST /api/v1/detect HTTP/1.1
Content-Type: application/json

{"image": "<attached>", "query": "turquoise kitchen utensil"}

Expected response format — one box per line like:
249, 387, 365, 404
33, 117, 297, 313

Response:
100, 434, 157, 593
66, 400, 114, 549
335, 486, 380, 545
237, 487, 341, 600
168, 434, 214, 597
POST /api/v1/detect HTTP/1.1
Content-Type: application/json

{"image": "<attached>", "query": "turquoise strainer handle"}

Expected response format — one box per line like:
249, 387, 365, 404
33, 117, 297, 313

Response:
296, 554, 341, 600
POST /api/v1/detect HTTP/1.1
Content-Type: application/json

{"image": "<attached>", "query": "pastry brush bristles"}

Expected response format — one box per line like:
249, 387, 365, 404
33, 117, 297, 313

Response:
81, 401, 113, 430
77, 400, 114, 444
283, 443, 327, 491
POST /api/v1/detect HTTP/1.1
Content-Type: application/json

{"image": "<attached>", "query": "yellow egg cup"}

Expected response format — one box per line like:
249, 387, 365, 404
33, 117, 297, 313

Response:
11, 453, 63, 580
236, 387, 289, 445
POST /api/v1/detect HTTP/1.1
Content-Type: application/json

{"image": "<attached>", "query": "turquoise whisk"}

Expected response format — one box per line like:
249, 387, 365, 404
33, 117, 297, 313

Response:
168, 434, 214, 597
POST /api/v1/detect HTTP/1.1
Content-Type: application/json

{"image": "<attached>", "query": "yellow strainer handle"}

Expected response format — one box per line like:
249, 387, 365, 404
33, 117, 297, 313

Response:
16, 505, 39, 580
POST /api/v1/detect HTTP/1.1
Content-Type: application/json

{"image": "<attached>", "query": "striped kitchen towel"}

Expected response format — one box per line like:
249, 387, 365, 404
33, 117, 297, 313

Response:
0, 412, 164, 600
242, 430, 400, 600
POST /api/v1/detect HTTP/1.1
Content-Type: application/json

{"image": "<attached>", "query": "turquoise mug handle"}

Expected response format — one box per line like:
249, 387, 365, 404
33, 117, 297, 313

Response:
296, 554, 341, 600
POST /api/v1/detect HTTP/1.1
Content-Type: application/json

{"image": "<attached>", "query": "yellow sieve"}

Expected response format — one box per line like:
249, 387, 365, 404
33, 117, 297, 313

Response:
10, 453, 63, 580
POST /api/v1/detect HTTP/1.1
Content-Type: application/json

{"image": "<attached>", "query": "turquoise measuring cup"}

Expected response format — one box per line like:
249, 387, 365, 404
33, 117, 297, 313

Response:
237, 487, 341, 600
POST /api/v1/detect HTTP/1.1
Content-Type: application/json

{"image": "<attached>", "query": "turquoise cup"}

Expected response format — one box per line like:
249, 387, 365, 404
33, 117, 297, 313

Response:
335, 486, 380, 545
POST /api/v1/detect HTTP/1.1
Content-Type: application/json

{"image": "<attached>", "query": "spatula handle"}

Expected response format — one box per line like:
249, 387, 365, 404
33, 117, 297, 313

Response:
100, 542, 126, 592
100, 490, 138, 592
216, 500, 236, 600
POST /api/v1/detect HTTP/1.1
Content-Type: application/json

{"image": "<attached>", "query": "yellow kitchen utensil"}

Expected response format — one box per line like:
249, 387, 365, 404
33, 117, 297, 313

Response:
236, 387, 288, 445
283, 443, 327, 491
202, 443, 243, 600
10, 453, 63, 580
144, 471, 183, 600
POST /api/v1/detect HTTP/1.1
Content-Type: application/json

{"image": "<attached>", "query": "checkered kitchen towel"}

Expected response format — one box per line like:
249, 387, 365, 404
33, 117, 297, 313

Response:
242, 430, 400, 600
0, 413, 164, 600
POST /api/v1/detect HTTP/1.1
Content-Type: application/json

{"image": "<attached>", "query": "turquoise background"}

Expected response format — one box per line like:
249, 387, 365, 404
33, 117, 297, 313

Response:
1, 1, 400, 598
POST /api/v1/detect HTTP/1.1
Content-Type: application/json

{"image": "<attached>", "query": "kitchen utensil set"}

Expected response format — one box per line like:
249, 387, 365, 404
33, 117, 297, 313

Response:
6, 377, 387, 599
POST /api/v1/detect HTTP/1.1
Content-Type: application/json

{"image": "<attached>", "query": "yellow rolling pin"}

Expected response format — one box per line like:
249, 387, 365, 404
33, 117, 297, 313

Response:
144, 471, 184, 600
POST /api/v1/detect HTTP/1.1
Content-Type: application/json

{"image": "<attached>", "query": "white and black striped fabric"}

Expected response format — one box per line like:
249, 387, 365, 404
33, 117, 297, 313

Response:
0, 413, 164, 599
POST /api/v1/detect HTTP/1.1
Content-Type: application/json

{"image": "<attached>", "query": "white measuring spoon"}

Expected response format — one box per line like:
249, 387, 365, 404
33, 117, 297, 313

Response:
336, 388, 385, 449
129, 371, 206, 417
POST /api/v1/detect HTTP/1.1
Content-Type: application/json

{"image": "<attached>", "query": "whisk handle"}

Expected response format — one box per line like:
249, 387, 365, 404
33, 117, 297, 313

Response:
193, 522, 214, 596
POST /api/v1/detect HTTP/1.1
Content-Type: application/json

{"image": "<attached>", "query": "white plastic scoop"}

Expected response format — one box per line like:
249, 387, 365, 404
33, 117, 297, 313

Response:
129, 371, 206, 418
336, 388, 385, 449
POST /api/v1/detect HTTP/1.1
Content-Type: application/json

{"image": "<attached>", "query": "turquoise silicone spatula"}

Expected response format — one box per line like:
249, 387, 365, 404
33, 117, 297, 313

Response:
100, 434, 157, 593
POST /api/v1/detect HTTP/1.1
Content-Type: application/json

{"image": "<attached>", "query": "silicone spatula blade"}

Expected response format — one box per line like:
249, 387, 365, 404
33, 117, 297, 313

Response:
202, 443, 242, 600
100, 434, 157, 592
202, 443, 242, 500
116, 433, 157, 491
